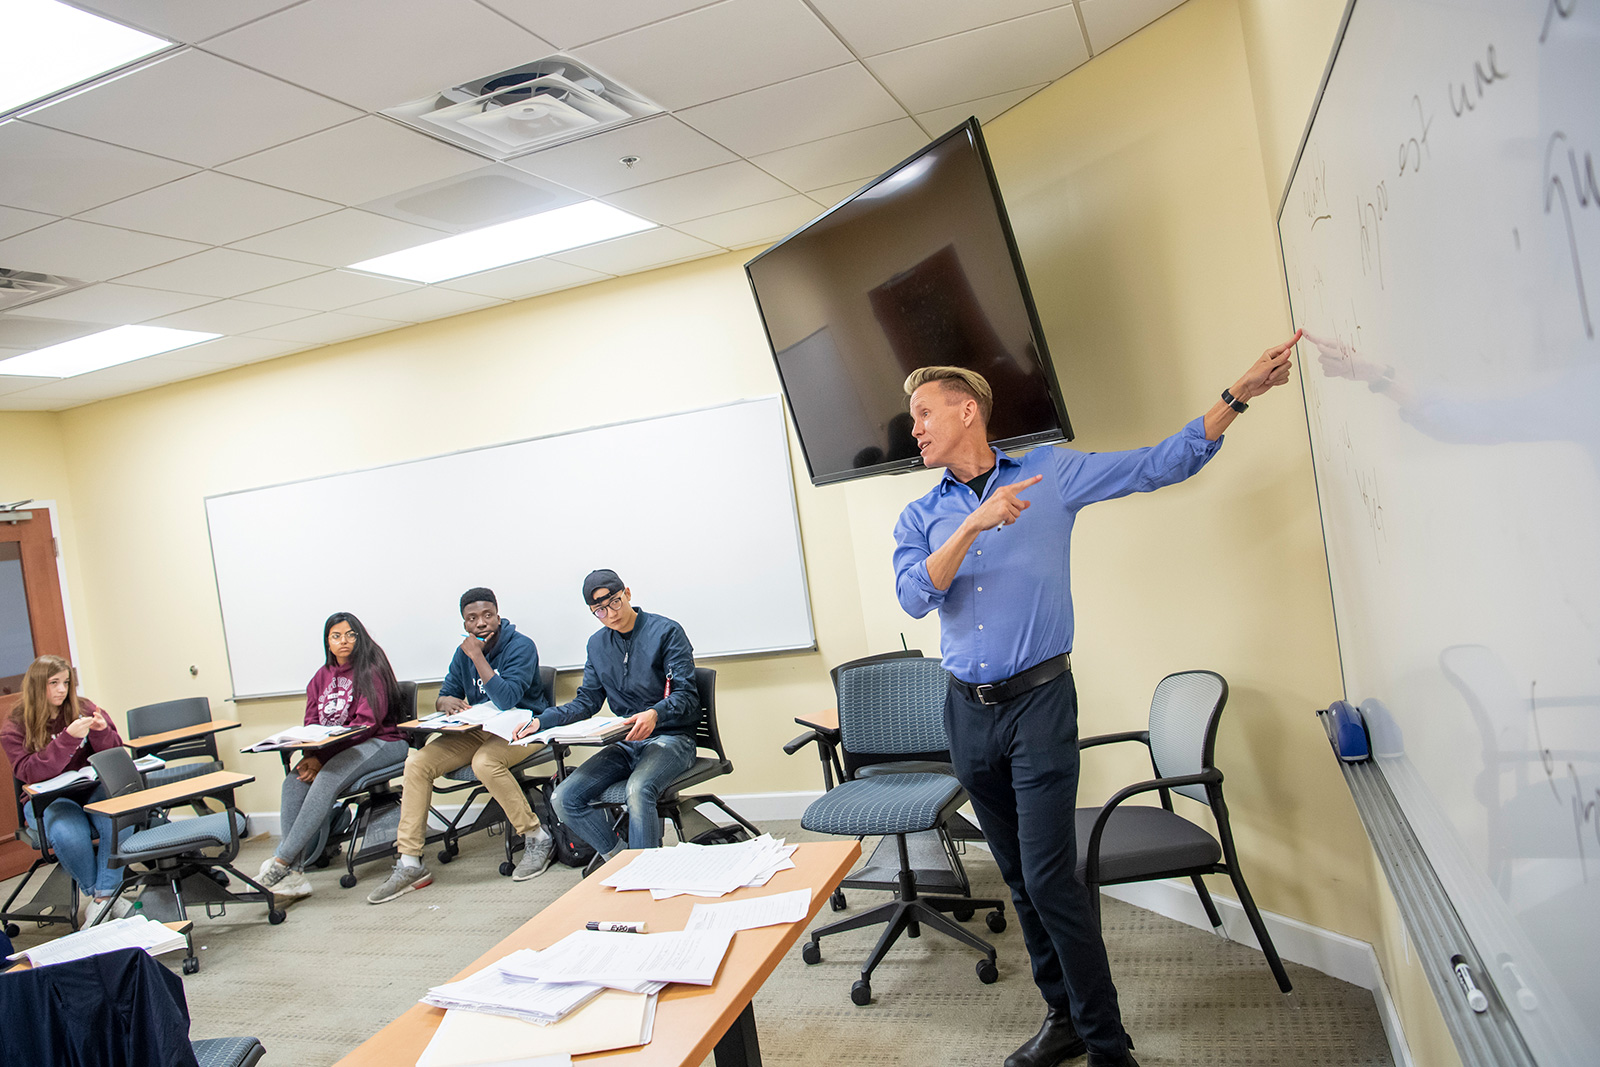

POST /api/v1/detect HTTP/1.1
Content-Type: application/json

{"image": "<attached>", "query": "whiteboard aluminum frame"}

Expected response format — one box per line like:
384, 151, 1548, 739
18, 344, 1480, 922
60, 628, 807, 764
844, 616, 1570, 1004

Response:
204, 396, 816, 700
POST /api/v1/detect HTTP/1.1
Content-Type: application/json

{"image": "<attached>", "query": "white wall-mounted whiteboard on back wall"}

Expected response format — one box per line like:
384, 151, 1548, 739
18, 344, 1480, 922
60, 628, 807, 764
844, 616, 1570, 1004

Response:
1278, 2, 1598, 1064
205, 396, 814, 700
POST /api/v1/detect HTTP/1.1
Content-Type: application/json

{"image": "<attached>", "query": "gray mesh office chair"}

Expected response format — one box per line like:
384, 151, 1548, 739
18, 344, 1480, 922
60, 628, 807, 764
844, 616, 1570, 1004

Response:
1075, 669, 1291, 992
798, 656, 1005, 1005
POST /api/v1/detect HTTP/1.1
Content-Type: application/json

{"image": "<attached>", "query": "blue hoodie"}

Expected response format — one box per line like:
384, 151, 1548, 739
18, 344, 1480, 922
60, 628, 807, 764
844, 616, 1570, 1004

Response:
539, 609, 698, 735
439, 618, 548, 712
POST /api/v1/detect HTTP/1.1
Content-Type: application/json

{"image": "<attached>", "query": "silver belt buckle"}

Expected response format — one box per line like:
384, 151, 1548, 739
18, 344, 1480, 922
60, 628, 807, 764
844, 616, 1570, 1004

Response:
974, 683, 999, 705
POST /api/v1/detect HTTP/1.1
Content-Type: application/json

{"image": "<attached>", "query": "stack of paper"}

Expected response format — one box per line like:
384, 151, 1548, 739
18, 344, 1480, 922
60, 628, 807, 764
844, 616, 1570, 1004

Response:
497, 930, 733, 987
684, 888, 812, 932
423, 965, 604, 1025
602, 834, 797, 898
417, 987, 656, 1066
6, 915, 187, 967
242, 724, 352, 751
522, 716, 629, 747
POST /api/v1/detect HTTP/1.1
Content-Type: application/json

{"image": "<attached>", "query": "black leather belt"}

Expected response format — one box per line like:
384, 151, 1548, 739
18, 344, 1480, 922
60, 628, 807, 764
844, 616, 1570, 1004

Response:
950, 653, 1072, 706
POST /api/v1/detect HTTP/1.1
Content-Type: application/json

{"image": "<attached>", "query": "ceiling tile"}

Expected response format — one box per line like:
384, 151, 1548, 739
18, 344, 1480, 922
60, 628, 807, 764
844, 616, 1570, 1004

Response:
114, 248, 323, 297
606, 162, 794, 225
248, 311, 406, 345
24, 50, 362, 168
435, 258, 608, 300
675, 195, 821, 249
573, 0, 852, 110
0, 316, 105, 349
178, 335, 311, 365
341, 287, 504, 323
147, 299, 314, 334
915, 84, 1047, 136
64, 1, 306, 44
678, 64, 906, 159
0, 122, 195, 216
65, 354, 221, 385
0, 378, 128, 409
231, 209, 449, 268
218, 117, 488, 206
1078, 0, 1186, 53
806, 178, 871, 209
864, 7, 1088, 114
0, 206, 56, 241
6, 283, 212, 325
506, 116, 735, 198
0, 373, 58, 398
478, 0, 718, 49
360, 165, 584, 233
750, 118, 929, 192
237, 270, 421, 312
79, 172, 339, 247
809, 0, 1068, 57
548, 227, 718, 275
206, 0, 554, 112
0, 220, 206, 281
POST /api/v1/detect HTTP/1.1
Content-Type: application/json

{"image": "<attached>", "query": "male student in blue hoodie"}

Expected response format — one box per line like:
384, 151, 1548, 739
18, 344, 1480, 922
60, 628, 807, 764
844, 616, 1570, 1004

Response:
368, 587, 553, 903
515, 570, 698, 865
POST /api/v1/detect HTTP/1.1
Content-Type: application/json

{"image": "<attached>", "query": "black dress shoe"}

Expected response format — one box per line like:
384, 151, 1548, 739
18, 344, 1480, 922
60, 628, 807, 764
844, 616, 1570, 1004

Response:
1085, 1050, 1140, 1067
1004, 1006, 1087, 1067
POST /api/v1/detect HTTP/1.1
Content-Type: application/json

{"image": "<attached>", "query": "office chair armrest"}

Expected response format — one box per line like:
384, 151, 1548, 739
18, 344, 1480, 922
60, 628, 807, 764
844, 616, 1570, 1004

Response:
1078, 730, 1150, 751
1083, 770, 1222, 885
783, 730, 821, 756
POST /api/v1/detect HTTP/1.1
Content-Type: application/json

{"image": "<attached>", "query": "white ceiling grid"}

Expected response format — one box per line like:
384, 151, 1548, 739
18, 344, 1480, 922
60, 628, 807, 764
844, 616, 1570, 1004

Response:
0, 0, 1188, 410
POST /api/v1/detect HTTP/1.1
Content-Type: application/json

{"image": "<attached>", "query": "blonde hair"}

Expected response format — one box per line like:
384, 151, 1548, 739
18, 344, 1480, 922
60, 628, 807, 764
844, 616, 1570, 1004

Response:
903, 366, 993, 425
11, 655, 80, 753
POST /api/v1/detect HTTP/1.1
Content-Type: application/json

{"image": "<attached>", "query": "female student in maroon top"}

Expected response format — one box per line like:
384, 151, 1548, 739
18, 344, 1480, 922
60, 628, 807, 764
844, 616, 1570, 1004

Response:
1, 654, 130, 923
256, 612, 406, 901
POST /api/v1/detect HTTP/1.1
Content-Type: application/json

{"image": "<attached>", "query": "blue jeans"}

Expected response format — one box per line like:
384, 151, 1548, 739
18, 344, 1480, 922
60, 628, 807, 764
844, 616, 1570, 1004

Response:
30, 784, 129, 898
553, 733, 697, 853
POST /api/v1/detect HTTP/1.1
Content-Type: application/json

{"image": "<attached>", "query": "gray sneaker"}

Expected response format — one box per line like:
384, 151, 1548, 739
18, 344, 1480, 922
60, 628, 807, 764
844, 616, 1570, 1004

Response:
366, 859, 432, 904
512, 832, 555, 881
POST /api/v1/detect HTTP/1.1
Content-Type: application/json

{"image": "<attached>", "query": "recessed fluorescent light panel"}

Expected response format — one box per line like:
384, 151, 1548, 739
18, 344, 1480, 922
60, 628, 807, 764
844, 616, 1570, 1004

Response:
1, 0, 171, 116
0, 325, 219, 378
349, 201, 656, 283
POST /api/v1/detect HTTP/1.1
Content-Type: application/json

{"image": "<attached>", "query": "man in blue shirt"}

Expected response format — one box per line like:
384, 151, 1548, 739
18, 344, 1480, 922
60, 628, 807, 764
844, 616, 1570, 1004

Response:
369, 587, 553, 904
893, 333, 1298, 1067
517, 570, 700, 865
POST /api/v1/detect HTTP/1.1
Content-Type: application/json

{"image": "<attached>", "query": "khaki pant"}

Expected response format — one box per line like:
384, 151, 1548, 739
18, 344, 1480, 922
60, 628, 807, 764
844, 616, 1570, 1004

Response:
396, 728, 543, 857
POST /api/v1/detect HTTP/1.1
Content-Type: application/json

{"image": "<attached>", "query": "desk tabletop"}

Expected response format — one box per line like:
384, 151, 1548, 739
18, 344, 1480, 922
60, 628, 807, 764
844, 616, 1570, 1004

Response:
396, 717, 479, 735
126, 719, 241, 752
7, 920, 195, 972
84, 770, 254, 816
794, 708, 838, 735
334, 839, 860, 1067
239, 728, 359, 754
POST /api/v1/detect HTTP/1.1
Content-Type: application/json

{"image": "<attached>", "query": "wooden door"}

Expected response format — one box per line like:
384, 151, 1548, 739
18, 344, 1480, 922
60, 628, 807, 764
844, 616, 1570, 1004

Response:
0, 506, 71, 878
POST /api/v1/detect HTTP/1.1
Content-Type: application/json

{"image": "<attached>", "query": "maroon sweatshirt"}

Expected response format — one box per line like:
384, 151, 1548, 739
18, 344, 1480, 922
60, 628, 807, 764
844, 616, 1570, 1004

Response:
303, 664, 400, 761
2, 699, 124, 784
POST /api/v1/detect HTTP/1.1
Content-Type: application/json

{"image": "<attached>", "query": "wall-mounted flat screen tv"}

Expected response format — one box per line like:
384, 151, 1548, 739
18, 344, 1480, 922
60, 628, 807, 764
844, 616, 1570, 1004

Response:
745, 118, 1071, 487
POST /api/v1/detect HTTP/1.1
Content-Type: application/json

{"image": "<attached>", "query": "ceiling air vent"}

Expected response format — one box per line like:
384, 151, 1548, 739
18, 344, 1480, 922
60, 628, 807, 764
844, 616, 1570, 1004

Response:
0, 269, 85, 312
383, 56, 660, 161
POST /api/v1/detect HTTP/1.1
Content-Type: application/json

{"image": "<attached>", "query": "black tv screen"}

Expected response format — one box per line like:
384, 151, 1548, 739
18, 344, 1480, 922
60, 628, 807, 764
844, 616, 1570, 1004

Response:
745, 118, 1071, 487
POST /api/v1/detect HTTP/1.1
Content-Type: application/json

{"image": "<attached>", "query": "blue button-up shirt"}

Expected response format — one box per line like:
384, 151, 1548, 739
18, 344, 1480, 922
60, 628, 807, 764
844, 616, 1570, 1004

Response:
894, 418, 1222, 685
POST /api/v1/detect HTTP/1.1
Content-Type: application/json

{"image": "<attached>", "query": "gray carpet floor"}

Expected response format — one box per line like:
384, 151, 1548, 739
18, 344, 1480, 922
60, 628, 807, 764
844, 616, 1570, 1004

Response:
3, 821, 1394, 1066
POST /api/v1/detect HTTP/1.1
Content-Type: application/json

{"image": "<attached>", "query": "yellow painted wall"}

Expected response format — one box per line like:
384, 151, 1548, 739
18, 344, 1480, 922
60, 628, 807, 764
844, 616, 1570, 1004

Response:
0, 0, 1461, 1061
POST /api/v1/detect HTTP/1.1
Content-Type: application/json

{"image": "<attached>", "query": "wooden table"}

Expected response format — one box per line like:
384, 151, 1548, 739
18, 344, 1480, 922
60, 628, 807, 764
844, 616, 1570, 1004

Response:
335, 839, 860, 1067
125, 719, 241, 756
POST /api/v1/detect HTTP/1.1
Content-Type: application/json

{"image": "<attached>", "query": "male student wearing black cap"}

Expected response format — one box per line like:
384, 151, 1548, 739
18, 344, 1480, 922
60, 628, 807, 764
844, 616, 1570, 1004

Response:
514, 570, 699, 864
368, 586, 554, 904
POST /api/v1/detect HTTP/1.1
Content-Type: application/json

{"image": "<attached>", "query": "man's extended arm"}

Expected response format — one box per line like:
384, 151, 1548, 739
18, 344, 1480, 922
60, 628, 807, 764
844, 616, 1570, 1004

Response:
1202, 330, 1299, 440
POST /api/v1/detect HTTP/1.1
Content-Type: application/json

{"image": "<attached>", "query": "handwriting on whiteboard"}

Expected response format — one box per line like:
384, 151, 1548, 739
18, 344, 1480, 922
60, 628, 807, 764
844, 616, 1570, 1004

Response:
1447, 44, 1509, 118
1396, 95, 1435, 178
1543, 131, 1599, 338
1529, 680, 1600, 879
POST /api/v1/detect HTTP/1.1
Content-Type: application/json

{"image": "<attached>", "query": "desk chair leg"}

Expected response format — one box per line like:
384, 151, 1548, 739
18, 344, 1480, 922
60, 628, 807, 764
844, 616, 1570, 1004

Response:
1191, 874, 1224, 932
713, 1001, 762, 1067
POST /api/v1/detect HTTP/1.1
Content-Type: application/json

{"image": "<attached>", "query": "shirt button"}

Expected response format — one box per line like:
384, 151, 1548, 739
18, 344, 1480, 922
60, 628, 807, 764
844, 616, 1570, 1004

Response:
976, 550, 982, 556
977, 586, 983, 592
980, 662, 987, 669
978, 624, 984, 630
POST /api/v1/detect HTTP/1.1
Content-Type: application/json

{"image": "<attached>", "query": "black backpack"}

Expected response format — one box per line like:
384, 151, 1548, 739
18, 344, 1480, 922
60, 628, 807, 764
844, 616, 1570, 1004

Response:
531, 776, 595, 868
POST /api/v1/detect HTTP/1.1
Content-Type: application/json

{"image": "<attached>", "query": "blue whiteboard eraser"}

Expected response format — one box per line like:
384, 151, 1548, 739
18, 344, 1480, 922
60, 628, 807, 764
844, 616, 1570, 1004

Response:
1320, 700, 1371, 762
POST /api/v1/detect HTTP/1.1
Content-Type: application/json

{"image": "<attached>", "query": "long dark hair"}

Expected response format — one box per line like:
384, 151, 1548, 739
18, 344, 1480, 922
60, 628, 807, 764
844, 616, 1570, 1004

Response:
322, 612, 403, 726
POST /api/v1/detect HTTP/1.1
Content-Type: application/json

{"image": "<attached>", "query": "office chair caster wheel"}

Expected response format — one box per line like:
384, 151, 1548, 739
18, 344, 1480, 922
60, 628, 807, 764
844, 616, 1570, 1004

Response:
437, 847, 456, 864
801, 941, 822, 965
976, 958, 998, 984
499, 861, 515, 877
850, 980, 872, 1006
268, 908, 287, 925
986, 910, 1007, 933
907, 919, 920, 939
3, 923, 18, 938
953, 906, 974, 921
182, 957, 199, 975
339, 874, 357, 889
829, 890, 846, 912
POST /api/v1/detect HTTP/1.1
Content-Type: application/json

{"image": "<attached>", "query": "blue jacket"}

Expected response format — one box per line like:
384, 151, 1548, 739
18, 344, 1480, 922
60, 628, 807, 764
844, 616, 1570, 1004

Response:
540, 609, 698, 735
439, 619, 548, 712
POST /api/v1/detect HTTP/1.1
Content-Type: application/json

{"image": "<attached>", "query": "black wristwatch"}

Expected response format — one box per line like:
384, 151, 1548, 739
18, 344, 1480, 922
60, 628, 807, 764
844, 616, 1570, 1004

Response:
1221, 388, 1248, 413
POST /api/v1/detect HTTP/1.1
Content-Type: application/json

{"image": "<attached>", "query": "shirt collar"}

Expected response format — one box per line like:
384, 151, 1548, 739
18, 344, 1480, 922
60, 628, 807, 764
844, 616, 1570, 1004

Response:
937, 446, 1018, 495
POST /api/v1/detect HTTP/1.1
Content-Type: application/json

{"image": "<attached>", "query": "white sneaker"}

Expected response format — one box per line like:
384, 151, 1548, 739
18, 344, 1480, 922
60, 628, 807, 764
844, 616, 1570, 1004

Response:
257, 855, 291, 888
272, 869, 313, 902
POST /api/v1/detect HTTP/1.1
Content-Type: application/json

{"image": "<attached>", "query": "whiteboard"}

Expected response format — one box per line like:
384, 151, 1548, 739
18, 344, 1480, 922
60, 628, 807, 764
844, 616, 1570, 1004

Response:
206, 397, 814, 699
1277, 2, 1598, 1062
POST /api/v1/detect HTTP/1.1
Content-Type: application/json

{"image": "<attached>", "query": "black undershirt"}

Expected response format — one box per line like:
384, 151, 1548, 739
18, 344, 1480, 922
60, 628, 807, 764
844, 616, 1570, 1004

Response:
964, 467, 994, 500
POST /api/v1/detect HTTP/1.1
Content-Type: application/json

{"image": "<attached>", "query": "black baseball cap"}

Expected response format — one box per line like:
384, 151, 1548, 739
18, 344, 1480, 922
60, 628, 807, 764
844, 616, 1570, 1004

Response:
582, 569, 624, 604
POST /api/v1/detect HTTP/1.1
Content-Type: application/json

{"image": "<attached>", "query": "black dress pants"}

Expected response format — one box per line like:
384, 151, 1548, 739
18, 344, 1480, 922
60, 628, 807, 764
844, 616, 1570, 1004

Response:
945, 669, 1129, 1059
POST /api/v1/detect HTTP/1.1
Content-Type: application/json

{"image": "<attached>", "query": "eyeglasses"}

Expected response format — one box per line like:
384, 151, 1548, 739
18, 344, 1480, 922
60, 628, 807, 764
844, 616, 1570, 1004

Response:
590, 592, 626, 617
328, 631, 359, 643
